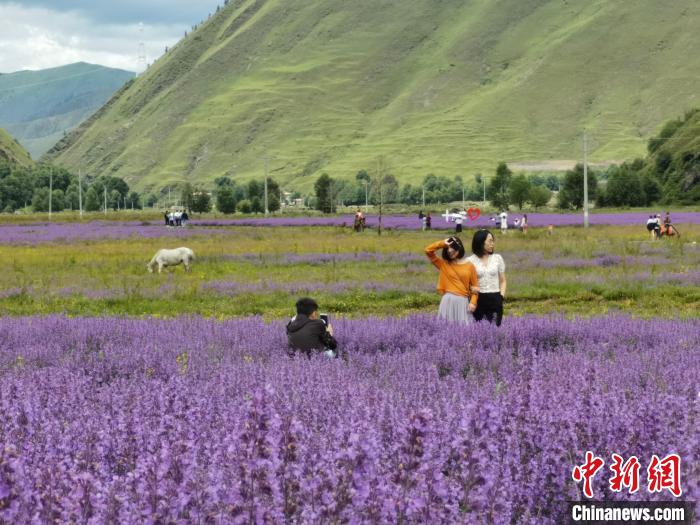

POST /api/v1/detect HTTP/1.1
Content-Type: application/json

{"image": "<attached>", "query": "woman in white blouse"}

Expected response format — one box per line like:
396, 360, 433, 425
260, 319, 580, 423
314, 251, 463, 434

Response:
467, 229, 507, 326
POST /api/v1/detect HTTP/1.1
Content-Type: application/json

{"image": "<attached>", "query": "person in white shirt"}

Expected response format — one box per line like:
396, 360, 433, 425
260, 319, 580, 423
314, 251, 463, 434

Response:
646, 215, 656, 240
455, 214, 463, 233
467, 229, 507, 326
499, 211, 508, 233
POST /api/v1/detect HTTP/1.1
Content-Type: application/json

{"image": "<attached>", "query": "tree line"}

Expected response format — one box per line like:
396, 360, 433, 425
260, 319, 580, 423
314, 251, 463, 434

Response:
178, 176, 290, 214
0, 162, 142, 213
311, 165, 559, 212
310, 109, 699, 212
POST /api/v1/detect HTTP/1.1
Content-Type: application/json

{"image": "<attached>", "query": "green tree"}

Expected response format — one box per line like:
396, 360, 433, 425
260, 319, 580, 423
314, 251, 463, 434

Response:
191, 191, 212, 213
377, 174, 399, 203
237, 199, 252, 213
489, 162, 512, 209
109, 189, 121, 210
0, 173, 34, 211
216, 187, 237, 213
180, 183, 194, 212
544, 175, 560, 191
314, 173, 333, 213
85, 187, 100, 211
508, 174, 531, 210
355, 169, 370, 183
250, 196, 263, 213
528, 185, 551, 209
399, 183, 421, 204
31, 187, 50, 212
247, 180, 262, 200
64, 183, 79, 210
641, 173, 662, 205
51, 190, 65, 212
214, 176, 234, 188
146, 194, 159, 208
267, 193, 280, 212
603, 165, 645, 207
266, 178, 280, 201
558, 164, 597, 209
127, 191, 142, 209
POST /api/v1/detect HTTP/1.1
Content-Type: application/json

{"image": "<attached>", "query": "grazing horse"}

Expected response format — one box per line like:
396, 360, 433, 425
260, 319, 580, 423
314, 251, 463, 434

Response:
147, 247, 195, 273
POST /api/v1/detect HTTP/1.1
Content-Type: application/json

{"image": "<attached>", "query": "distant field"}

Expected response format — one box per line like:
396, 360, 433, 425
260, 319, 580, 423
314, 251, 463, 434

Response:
1, 220, 697, 319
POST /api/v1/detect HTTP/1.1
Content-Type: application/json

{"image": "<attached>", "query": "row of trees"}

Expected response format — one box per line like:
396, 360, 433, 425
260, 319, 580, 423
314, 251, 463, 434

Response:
0, 162, 142, 213
177, 176, 293, 214
311, 164, 559, 212
309, 153, 683, 213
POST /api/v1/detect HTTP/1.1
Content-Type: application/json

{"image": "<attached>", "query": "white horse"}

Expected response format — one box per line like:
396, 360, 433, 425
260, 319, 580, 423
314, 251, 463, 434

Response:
147, 247, 195, 273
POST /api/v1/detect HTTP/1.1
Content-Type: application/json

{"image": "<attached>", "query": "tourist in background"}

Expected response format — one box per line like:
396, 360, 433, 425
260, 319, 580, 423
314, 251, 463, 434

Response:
499, 210, 508, 234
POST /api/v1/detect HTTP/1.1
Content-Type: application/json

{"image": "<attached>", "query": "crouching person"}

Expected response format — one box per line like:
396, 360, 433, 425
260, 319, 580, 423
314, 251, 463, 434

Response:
286, 297, 340, 359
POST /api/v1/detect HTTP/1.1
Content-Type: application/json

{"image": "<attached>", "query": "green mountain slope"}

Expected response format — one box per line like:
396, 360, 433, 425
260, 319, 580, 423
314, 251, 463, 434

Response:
646, 109, 700, 202
0, 62, 134, 158
48, 0, 700, 193
0, 128, 33, 167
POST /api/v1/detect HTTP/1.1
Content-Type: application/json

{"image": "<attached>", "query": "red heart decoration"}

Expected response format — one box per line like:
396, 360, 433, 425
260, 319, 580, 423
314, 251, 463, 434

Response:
467, 207, 481, 221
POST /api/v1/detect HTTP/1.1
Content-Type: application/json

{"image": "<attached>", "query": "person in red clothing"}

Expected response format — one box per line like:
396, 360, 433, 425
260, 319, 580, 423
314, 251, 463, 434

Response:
424, 236, 479, 323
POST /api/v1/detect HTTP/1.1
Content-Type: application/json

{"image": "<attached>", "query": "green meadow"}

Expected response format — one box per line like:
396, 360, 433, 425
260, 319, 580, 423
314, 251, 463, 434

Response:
49, 0, 700, 192
2, 223, 698, 319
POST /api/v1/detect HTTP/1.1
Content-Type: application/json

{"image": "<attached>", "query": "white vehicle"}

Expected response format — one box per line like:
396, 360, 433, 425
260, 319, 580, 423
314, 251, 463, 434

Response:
441, 209, 468, 223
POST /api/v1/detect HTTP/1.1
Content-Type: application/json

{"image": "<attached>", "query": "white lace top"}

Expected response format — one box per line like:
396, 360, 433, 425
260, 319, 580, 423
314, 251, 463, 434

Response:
466, 254, 505, 293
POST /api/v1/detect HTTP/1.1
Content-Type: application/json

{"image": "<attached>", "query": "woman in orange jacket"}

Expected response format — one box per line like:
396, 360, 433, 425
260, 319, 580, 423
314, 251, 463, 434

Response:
424, 236, 479, 323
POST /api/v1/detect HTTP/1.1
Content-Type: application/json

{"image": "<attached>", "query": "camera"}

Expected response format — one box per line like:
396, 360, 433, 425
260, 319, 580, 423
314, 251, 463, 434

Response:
320, 313, 329, 325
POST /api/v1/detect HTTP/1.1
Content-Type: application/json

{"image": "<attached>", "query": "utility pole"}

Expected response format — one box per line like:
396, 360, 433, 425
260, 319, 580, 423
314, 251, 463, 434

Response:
363, 180, 369, 212
264, 155, 269, 215
78, 169, 83, 218
49, 170, 53, 220
583, 129, 589, 228
104, 186, 108, 216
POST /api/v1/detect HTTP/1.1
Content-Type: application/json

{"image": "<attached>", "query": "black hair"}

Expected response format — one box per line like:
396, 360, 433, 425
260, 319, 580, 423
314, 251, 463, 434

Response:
471, 229, 493, 257
442, 236, 465, 261
296, 297, 319, 316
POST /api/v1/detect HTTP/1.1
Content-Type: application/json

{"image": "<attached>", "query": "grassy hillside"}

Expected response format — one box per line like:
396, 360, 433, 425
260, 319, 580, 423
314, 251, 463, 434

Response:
646, 109, 700, 202
0, 63, 134, 158
0, 128, 33, 167
47, 0, 700, 193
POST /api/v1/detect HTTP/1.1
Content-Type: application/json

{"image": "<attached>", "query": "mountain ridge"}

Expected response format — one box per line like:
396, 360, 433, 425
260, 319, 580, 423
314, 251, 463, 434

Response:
0, 128, 33, 167
0, 62, 134, 158
47, 0, 700, 193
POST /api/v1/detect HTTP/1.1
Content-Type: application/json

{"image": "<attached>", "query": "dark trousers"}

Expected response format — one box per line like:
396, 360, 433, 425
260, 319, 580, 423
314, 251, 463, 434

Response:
473, 292, 503, 326
456, 224, 462, 233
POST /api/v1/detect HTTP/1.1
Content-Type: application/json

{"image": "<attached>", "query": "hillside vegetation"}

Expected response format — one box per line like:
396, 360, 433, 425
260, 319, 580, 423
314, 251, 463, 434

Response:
0, 128, 33, 167
47, 0, 700, 193
0, 63, 133, 158
647, 109, 700, 203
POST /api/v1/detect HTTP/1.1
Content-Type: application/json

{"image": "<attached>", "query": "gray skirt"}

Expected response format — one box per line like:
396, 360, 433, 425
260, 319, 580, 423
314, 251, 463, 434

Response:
437, 292, 473, 324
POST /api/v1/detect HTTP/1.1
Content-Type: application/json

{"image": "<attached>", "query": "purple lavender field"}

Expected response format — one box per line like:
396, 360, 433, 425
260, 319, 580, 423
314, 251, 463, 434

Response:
1, 315, 697, 523
1, 211, 699, 244
0, 221, 225, 245
193, 211, 700, 231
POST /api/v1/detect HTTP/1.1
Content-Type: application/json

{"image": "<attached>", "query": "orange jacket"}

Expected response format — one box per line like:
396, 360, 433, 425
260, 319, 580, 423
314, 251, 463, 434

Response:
425, 240, 479, 306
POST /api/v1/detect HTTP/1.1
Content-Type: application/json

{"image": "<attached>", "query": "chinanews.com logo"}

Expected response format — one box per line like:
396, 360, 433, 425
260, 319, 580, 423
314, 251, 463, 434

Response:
568, 451, 694, 524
